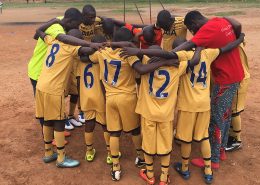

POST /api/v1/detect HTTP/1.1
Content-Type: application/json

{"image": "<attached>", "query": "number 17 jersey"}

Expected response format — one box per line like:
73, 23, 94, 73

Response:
135, 56, 188, 122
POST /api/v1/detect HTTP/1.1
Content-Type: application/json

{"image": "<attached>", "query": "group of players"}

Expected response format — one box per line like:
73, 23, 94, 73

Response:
27, 4, 250, 185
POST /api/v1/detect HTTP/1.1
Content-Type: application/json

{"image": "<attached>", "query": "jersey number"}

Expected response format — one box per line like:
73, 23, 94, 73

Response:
46, 44, 60, 68
189, 61, 207, 87
104, 59, 121, 86
83, 63, 94, 89
149, 69, 170, 98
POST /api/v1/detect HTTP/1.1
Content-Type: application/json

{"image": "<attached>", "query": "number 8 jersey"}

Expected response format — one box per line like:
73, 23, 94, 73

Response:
176, 49, 220, 112
135, 56, 188, 122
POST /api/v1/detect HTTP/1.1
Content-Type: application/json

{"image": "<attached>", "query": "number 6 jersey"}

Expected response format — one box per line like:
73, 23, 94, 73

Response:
176, 49, 220, 112
36, 35, 81, 96
135, 56, 188, 122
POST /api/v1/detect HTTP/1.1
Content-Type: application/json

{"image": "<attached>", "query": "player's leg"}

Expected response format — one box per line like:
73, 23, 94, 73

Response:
119, 94, 144, 166
157, 121, 173, 184
84, 111, 96, 162
68, 94, 82, 127
42, 120, 56, 163
106, 95, 122, 181
54, 120, 80, 167
101, 124, 112, 164
139, 117, 156, 184
174, 111, 193, 180
209, 83, 239, 166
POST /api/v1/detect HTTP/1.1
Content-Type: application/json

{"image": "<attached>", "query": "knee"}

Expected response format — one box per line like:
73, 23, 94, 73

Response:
131, 127, 141, 136
53, 120, 65, 132
110, 131, 121, 137
70, 94, 78, 104
85, 119, 95, 132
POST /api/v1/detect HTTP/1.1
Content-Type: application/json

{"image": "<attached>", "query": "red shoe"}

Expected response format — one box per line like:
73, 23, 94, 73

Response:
64, 131, 71, 137
191, 158, 220, 169
139, 169, 155, 185
220, 148, 227, 161
159, 175, 170, 185
52, 139, 68, 146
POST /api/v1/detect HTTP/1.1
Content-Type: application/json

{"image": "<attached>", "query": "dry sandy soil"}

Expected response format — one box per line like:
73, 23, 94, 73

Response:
0, 3, 259, 185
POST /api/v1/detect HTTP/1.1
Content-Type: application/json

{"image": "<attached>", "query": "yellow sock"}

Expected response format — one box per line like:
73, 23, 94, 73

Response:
232, 115, 242, 141
85, 132, 94, 154
103, 131, 110, 155
132, 134, 144, 160
144, 154, 154, 179
68, 102, 77, 117
110, 136, 120, 171
43, 125, 54, 157
160, 154, 170, 182
181, 143, 191, 172
201, 140, 212, 175
54, 131, 65, 163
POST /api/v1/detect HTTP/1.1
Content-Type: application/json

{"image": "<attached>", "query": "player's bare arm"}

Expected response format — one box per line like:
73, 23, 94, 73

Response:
34, 18, 61, 40
132, 57, 179, 75
172, 40, 196, 52
224, 17, 242, 39
120, 47, 176, 59
220, 33, 245, 54
188, 47, 204, 67
107, 41, 137, 48
36, 29, 47, 41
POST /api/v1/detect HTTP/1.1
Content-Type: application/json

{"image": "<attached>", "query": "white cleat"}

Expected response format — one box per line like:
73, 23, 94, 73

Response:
65, 119, 74, 130
78, 112, 85, 123
69, 118, 82, 127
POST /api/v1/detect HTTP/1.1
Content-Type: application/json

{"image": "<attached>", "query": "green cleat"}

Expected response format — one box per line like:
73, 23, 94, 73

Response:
43, 153, 57, 163
85, 149, 96, 162
107, 155, 113, 165
56, 156, 80, 168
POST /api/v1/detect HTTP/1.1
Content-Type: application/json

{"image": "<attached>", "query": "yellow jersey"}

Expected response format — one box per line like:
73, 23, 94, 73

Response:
162, 17, 187, 51
79, 17, 104, 42
76, 61, 105, 112
36, 35, 80, 95
89, 47, 139, 97
135, 55, 188, 122
176, 49, 220, 112
239, 45, 250, 80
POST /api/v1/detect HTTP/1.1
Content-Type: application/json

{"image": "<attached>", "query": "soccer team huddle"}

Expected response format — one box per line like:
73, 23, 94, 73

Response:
27, 4, 250, 185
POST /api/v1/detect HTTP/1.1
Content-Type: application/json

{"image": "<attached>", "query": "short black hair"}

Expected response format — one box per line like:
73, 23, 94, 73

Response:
64, 8, 83, 21
82, 4, 96, 14
143, 26, 154, 43
113, 27, 133, 42
184, 10, 204, 26
67, 29, 83, 39
91, 34, 107, 43
172, 37, 187, 48
157, 10, 171, 22
102, 18, 115, 35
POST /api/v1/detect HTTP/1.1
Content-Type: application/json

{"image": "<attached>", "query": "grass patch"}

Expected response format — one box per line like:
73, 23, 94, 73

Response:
206, 10, 245, 16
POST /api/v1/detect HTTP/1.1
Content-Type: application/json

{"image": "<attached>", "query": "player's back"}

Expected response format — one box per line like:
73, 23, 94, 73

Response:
37, 36, 80, 96
176, 49, 220, 112
91, 47, 139, 96
136, 56, 188, 122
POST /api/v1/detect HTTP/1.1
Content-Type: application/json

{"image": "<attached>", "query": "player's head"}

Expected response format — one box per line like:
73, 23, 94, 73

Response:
184, 10, 207, 35
67, 29, 83, 39
62, 8, 83, 31
143, 25, 155, 45
82, 4, 96, 25
156, 10, 174, 31
102, 18, 115, 37
91, 34, 107, 43
113, 27, 133, 42
172, 37, 187, 48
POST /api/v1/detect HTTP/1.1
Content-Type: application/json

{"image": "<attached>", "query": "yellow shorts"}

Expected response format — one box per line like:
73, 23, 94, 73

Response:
106, 94, 140, 132
35, 89, 65, 121
232, 78, 249, 114
141, 117, 173, 156
175, 111, 210, 143
84, 111, 106, 125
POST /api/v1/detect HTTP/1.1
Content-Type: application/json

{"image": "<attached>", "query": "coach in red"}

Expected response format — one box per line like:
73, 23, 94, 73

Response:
174, 10, 244, 170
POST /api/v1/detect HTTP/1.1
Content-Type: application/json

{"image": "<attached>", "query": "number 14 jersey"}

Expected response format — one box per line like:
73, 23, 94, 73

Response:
176, 49, 220, 112
135, 56, 188, 122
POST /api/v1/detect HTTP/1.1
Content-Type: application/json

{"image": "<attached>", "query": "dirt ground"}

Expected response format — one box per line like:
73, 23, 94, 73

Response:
0, 3, 260, 185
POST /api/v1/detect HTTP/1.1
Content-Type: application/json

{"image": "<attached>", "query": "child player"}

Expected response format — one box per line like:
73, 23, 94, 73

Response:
88, 28, 179, 181
76, 35, 112, 164
226, 43, 250, 151
35, 22, 99, 167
